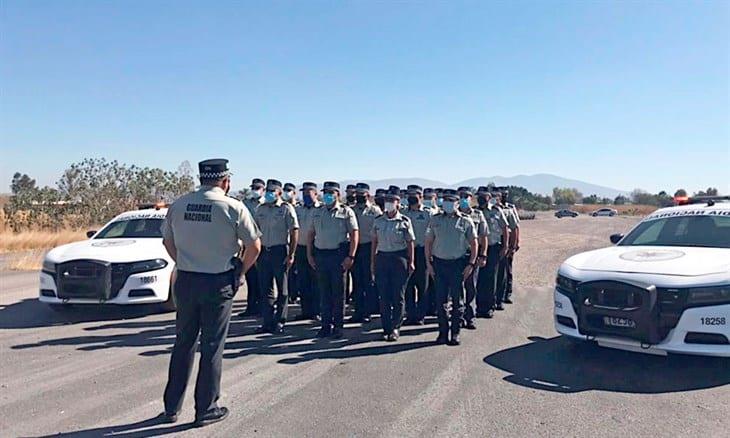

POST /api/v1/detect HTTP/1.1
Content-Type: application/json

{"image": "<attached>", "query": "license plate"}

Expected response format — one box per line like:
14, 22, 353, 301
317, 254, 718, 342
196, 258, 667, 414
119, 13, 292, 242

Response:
603, 316, 636, 328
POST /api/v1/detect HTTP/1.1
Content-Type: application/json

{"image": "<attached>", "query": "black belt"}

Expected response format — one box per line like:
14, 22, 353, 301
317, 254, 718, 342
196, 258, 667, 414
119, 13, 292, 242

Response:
263, 244, 286, 251
378, 249, 407, 256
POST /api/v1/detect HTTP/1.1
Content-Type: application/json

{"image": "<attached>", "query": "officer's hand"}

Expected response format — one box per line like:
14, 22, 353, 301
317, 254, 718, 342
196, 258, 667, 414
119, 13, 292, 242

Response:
500, 247, 508, 259
285, 256, 295, 271
478, 256, 487, 268
514, 245, 520, 253
342, 256, 354, 272
408, 262, 415, 275
426, 263, 435, 278
463, 265, 474, 279
308, 255, 317, 270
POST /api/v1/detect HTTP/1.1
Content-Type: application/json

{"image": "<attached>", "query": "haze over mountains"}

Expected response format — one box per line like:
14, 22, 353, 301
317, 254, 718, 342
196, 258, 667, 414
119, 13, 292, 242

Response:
341, 173, 629, 199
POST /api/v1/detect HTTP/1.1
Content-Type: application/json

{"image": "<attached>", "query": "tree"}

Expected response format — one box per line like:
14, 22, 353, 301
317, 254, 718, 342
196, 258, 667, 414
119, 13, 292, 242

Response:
694, 187, 719, 197
674, 189, 687, 197
631, 189, 659, 206
582, 194, 599, 205
552, 187, 583, 205
614, 195, 629, 205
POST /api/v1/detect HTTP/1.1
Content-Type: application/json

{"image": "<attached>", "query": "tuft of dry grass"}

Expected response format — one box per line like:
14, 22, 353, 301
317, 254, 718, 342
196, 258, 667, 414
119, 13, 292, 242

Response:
0, 230, 87, 254
4, 249, 46, 271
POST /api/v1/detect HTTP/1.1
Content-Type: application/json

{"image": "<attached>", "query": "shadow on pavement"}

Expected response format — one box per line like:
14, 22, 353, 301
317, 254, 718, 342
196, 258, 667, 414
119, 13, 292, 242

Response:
32, 414, 195, 437
0, 298, 168, 330
483, 335, 730, 394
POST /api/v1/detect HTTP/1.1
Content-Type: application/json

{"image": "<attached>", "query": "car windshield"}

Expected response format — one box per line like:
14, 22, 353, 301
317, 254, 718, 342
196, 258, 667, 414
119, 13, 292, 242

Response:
94, 218, 164, 239
619, 215, 730, 249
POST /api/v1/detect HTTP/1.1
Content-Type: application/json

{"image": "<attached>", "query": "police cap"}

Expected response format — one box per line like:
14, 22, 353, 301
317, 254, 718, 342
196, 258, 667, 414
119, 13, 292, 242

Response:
355, 182, 370, 193
407, 185, 423, 195
198, 159, 231, 180
388, 185, 400, 193
477, 186, 490, 194
323, 181, 341, 192
250, 178, 265, 189
375, 188, 387, 197
266, 179, 283, 191
300, 182, 317, 191
384, 193, 400, 201
283, 182, 296, 192
442, 189, 459, 201
423, 187, 435, 196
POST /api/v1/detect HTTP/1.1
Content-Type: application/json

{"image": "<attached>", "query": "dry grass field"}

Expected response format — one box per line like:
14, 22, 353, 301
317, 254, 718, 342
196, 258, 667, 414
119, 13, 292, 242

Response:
0, 229, 87, 270
572, 204, 659, 216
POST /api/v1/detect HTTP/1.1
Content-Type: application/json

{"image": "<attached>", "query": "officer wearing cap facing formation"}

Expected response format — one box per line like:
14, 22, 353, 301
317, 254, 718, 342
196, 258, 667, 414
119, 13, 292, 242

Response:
282, 183, 297, 205
240, 178, 266, 317
425, 189, 478, 346
456, 187, 489, 330
282, 182, 298, 304
161, 159, 262, 427
294, 182, 321, 320
351, 183, 383, 323
371, 190, 415, 341
307, 182, 360, 338
402, 185, 433, 325
422, 188, 438, 214
254, 179, 299, 334
345, 184, 357, 207
475, 188, 510, 317
498, 188, 521, 304
374, 188, 387, 210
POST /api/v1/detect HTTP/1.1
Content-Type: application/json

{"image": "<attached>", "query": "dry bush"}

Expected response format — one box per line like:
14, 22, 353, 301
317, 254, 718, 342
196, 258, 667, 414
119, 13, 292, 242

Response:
0, 229, 87, 253
4, 249, 46, 271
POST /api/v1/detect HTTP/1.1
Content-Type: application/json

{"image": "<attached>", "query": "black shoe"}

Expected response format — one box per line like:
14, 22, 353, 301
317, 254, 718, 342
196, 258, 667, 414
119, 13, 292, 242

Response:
362, 316, 372, 323
465, 321, 477, 330
254, 326, 271, 334
316, 328, 331, 338
160, 412, 178, 424
194, 407, 229, 427
436, 334, 449, 344
348, 315, 364, 323
448, 335, 461, 346
386, 333, 397, 342
415, 319, 425, 326
382, 332, 391, 341
504, 297, 513, 304
272, 323, 284, 334
495, 303, 505, 311
486, 309, 495, 318
403, 319, 417, 326
330, 328, 344, 339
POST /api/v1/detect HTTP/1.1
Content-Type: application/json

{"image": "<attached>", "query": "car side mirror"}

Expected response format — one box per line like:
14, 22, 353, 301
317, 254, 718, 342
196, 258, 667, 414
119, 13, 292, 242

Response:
610, 233, 623, 244
86, 230, 96, 238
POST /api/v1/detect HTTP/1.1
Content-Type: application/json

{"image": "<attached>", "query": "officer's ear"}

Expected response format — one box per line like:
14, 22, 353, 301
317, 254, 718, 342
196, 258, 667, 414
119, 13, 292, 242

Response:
222, 177, 231, 195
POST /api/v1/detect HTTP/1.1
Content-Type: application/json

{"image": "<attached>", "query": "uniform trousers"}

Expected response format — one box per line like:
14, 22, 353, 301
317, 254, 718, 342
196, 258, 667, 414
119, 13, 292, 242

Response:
257, 245, 289, 329
295, 245, 319, 318
433, 257, 466, 337
405, 246, 429, 322
315, 245, 348, 330
375, 250, 410, 334
476, 243, 502, 313
244, 264, 260, 314
163, 270, 234, 418
462, 256, 480, 324
352, 242, 377, 317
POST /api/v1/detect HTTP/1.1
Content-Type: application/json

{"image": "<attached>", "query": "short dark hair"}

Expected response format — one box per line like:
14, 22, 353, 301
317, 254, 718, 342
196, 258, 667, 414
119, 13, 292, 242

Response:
200, 176, 227, 186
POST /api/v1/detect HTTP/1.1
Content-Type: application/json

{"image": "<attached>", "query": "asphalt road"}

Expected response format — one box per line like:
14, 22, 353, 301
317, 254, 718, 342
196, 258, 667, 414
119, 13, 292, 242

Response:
1, 215, 728, 437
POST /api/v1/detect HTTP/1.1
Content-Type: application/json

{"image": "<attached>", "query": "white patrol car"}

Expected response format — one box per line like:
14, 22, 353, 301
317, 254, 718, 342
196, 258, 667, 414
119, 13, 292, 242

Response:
39, 205, 176, 311
554, 196, 730, 357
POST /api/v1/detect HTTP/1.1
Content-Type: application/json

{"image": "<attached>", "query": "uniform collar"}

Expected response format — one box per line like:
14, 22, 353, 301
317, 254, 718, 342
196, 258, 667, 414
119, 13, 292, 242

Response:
384, 210, 402, 220
265, 199, 283, 207
459, 207, 473, 215
201, 185, 225, 195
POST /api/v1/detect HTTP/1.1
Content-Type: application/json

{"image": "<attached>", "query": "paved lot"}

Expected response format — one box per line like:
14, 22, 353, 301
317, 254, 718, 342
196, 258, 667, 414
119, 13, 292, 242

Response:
1, 214, 728, 437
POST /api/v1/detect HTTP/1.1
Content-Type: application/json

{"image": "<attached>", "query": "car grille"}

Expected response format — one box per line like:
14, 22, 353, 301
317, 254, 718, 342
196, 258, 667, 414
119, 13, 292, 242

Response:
55, 260, 142, 300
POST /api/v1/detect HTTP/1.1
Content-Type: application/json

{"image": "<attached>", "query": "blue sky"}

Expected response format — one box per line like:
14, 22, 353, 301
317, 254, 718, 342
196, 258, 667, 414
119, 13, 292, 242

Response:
1, 0, 728, 194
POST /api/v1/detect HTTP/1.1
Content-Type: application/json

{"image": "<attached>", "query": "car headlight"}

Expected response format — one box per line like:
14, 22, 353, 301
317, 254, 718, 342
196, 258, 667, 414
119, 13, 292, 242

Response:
42, 259, 56, 274
129, 259, 168, 274
687, 285, 730, 305
556, 274, 578, 294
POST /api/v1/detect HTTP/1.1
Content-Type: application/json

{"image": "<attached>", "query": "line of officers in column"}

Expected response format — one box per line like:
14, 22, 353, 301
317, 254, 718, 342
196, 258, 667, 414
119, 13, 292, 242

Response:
240, 178, 520, 346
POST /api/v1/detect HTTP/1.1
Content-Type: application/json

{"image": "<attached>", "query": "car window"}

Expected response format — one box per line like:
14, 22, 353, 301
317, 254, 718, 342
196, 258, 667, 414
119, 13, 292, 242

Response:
95, 219, 164, 239
619, 215, 730, 248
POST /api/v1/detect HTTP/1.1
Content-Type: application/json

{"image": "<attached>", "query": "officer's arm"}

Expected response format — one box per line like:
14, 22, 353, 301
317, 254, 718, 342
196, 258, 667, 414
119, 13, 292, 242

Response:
510, 226, 520, 251
307, 226, 316, 267
242, 238, 261, 275
289, 229, 299, 259
424, 234, 434, 268
162, 237, 177, 263
348, 229, 359, 258
370, 232, 378, 275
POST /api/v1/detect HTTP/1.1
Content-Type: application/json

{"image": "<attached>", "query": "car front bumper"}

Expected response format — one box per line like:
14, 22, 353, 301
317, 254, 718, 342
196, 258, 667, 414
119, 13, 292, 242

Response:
554, 289, 730, 357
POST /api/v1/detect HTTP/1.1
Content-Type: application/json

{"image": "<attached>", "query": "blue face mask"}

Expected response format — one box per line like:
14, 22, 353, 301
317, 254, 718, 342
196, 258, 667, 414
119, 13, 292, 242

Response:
264, 191, 277, 204
323, 193, 336, 206
437, 197, 444, 207
303, 193, 315, 207
423, 199, 434, 209
459, 198, 470, 210
442, 201, 455, 214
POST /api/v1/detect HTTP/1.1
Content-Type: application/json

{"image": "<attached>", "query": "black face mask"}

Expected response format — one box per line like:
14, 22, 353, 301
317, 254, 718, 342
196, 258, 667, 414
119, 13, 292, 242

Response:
477, 196, 488, 208
346, 194, 356, 203
374, 197, 385, 209
355, 195, 367, 204
407, 196, 419, 205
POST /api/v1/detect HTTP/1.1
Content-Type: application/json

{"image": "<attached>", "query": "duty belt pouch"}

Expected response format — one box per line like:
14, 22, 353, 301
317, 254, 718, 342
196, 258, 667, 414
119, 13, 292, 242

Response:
231, 257, 244, 293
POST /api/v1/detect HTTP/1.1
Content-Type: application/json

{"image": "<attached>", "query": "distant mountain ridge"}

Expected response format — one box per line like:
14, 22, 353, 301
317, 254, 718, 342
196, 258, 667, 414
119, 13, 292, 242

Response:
341, 174, 628, 199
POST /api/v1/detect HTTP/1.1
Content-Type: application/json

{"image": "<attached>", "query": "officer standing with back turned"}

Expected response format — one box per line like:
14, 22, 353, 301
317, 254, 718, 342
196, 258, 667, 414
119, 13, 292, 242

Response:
161, 159, 261, 427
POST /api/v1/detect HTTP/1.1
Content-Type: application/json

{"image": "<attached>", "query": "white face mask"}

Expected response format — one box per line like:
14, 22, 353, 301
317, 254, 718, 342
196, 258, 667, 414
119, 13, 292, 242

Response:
282, 191, 293, 201
488, 199, 497, 207
249, 189, 263, 200
384, 202, 397, 213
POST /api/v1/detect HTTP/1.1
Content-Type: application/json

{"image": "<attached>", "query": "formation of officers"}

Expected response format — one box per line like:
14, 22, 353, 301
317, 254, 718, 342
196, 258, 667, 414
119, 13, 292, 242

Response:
241, 176, 521, 345
160, 158, 521, 426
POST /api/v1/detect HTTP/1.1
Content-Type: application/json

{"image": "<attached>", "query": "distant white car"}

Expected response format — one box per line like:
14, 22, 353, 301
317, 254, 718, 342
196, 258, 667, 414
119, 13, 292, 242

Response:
39, 206, 176, 311
554, 197, 730, 357
591, 208, 618, 217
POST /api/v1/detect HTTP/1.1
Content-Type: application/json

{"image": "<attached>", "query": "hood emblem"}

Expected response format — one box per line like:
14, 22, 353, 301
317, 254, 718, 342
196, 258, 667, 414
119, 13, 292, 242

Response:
619, 249, 685, 262
91, 240, 136, 248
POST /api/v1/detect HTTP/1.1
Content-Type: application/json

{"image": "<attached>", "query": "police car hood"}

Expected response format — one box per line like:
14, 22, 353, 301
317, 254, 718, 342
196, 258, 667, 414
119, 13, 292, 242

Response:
45, 238, 169, 264
563, 245, 730, 277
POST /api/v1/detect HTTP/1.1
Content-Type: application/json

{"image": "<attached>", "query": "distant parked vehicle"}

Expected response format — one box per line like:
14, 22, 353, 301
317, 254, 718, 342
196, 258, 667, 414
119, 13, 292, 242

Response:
555, 209, 579, 218
518, 210, 536, 220
591, 208, 618, 217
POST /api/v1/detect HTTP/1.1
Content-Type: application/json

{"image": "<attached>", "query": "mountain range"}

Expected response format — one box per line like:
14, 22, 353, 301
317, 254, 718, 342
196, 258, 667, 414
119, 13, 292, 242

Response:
341, 173, 629, 199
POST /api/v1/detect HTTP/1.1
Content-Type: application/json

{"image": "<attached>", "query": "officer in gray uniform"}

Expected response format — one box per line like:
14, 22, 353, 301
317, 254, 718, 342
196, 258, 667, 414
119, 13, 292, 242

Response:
351, 183, 383, 323
371, 191, 415, 341
435, 188, 445, 210
425, 189, 478, 346
457, 187, 489, 330
282, 182, 297, 205
161, 159, 261, 427
475, 187, 510, 317
402, 185, 433, 325
254, 179, 299, 334
497, 188, 521, 304
240, 178, 265, 317
295, 182, 321, 320
282, 182, 298, 304
307, 181, 359, 338
374, 188, 387, 210
345, 184, 357, 207
423, 188, 438, 213
492, 190, 517, 310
